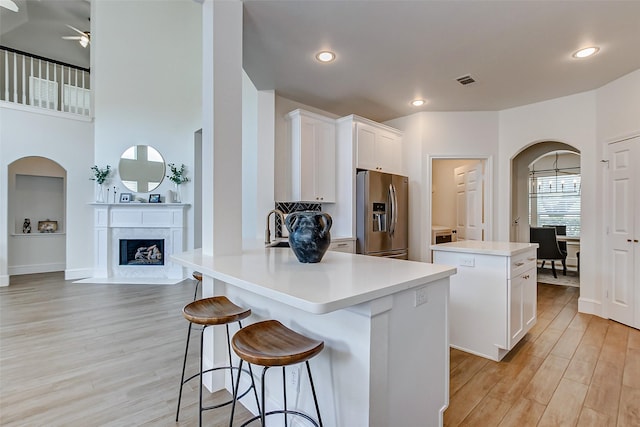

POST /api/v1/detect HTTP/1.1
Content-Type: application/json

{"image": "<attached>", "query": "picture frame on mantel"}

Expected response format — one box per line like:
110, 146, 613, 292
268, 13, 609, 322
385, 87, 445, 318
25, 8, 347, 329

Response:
119, 193, 131, 203
149, 194, 161, 203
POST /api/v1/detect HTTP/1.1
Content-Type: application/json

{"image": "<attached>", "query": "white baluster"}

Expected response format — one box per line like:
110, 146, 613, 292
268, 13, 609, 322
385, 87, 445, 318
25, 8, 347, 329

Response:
74, 68, 78, 114
38, 59, 42, 108
21, 55, 26, 105
82, 70, 86, 115
53, 63, 57, 111
12, 51, 18, 103
4, 51, 8, 101
45, 60, 50, 109
61, 65, 65, 112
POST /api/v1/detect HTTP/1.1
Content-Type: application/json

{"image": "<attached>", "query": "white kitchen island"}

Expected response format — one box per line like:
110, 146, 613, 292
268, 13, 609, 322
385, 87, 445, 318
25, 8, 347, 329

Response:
172, 243, 456, 427
431, 241, 538, 362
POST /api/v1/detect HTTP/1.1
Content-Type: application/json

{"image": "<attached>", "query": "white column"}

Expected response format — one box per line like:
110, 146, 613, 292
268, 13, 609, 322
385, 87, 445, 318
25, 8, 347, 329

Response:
201, 0, 243, 257
200, 0, 244, 392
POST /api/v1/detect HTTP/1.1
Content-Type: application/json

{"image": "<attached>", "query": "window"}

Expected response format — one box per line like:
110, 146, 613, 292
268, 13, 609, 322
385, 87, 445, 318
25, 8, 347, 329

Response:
529, 174, 581, 236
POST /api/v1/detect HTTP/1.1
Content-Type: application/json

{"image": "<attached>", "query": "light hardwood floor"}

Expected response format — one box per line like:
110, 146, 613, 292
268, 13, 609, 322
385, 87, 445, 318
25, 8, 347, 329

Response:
446, 283, 640, 427
0, 272, 254, 426
2, 273, 638, 426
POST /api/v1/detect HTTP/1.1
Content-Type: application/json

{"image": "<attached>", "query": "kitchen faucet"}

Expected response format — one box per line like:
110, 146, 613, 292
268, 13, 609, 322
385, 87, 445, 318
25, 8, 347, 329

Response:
265, 209, 285, 245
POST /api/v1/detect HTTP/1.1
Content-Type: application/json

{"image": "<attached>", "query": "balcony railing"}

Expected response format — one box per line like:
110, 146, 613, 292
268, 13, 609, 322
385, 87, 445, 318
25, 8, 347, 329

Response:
0, 46, 91, 117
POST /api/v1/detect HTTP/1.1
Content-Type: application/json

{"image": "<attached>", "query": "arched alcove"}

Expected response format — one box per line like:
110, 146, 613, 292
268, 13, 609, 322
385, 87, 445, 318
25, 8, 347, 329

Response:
7, 156, 67, 275
510, 141, 580, 242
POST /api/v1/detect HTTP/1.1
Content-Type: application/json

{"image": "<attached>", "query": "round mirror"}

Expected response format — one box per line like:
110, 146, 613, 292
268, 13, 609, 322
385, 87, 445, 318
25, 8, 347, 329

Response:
118, 145, 165, 193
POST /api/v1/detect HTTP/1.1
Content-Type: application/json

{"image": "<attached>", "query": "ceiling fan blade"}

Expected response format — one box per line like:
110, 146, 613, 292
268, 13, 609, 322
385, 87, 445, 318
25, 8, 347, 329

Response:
62, 36, 82, 40
66, 24, 86, 36
0, 0, 19, 12
0, 0, 18, 12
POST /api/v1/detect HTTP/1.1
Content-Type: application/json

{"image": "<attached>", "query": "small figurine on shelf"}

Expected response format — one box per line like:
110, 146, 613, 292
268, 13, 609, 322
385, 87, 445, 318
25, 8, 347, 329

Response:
23, 218, 31, 234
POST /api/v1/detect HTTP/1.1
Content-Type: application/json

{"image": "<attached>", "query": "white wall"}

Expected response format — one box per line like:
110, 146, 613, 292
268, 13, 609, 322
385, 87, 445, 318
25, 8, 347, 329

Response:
386, 111, 499, 261
499, 90, 599, 312
595, 69, 640, 319
93, 0, 201, 250
0, 107, 94, 284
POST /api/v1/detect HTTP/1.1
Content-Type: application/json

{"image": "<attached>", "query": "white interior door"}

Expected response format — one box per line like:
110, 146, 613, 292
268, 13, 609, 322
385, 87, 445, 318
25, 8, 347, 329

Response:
455, 162, 484, 241
606, 138, 638, 328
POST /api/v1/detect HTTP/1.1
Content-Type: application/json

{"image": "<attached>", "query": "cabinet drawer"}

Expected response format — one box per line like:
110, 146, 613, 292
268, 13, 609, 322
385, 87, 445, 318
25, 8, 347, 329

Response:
329, 240, 355, 253
509, 250, 537, 279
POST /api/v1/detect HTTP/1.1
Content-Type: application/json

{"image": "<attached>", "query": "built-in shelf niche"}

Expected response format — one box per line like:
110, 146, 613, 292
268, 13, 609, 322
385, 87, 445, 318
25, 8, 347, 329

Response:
14, 174, 65, 234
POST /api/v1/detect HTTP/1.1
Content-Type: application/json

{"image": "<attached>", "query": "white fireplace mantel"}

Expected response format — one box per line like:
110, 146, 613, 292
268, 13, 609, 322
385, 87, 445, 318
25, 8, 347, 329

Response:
76, 203, 189, 284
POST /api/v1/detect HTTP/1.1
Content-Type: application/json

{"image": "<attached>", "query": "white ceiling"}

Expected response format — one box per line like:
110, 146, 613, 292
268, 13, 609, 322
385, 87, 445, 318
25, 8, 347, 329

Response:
2, 1, 639, 122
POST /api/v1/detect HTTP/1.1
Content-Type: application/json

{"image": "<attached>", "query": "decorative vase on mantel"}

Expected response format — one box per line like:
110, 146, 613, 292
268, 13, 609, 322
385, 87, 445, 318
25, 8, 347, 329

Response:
95, 183, 106, 203
173, 183, 182, 203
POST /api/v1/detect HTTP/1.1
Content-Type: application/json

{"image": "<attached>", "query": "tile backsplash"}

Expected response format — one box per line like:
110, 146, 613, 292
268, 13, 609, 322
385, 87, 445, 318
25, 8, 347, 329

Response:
274, 202, 321, 237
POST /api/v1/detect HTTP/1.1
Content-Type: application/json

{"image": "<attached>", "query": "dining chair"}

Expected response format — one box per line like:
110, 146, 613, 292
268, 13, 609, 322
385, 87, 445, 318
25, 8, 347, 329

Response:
543, 225, 567, 253
530, 227, 567, 278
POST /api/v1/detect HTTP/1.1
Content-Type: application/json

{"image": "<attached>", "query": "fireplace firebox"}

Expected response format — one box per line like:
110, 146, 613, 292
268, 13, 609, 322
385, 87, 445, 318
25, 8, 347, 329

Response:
119, 239, 165, 266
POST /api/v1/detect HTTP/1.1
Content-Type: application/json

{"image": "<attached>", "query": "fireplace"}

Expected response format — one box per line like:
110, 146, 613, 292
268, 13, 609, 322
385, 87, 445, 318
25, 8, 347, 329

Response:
119, 239, 165, 266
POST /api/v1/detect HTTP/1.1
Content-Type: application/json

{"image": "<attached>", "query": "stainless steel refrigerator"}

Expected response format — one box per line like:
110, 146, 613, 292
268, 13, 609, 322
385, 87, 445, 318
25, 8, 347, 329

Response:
356, 170, 409, 259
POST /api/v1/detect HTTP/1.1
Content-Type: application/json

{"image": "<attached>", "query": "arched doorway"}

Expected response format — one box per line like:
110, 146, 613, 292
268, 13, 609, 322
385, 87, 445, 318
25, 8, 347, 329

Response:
7, 157, 67, 276
512, 141, 581, 286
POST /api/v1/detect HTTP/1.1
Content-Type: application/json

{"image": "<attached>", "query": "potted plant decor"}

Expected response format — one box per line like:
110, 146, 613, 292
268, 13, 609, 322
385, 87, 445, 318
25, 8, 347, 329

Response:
167, 163, 189, 203
90, 165, 111, 203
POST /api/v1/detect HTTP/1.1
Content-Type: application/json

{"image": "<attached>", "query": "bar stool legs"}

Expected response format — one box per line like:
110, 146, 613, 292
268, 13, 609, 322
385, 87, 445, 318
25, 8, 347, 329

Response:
230, 361, 323, 427
176, 297, 260, 426
229, 320, 324, 427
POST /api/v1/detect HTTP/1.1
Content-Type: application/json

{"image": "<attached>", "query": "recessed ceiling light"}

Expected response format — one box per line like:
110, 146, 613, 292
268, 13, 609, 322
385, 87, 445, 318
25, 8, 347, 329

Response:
411, 99, 426, 107
573, 46, 600, 59
315, 51, 336, 63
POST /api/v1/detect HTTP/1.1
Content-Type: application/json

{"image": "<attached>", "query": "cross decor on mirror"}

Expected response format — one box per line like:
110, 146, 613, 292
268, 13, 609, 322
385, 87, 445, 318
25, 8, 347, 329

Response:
166, 163, 189, 203
90, 165, 111, 203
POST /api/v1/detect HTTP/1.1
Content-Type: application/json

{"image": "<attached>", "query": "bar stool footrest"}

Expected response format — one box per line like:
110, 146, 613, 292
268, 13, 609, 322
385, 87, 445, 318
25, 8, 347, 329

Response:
240, 409, 321, 427
181, 366, 255, 411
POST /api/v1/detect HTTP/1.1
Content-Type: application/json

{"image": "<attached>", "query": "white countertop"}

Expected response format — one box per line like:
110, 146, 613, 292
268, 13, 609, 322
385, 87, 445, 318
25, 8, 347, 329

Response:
430, 240, 538, 256
171, 243, 455, 314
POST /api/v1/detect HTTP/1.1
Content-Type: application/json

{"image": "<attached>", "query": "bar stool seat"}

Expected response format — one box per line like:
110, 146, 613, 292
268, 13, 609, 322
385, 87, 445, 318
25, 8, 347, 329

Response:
177, 296, 259, 427
230, 320, 324, 426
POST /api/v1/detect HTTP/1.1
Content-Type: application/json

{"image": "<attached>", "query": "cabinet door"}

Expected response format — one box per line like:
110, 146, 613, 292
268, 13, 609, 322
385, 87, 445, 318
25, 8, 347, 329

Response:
289, 110, 336, 203
509, 267, 536, 348
298, 117, 317, 201
315, 121, 336, 202
356, 123, 378, 171
523, 268, 537, 329
376, 130, 402, 174
509, 274, 524, 348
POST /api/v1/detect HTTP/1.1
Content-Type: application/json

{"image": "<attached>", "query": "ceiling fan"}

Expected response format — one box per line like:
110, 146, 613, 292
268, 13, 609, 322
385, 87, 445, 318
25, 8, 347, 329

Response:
62, 24, 91, 48
0, 0, 19, 12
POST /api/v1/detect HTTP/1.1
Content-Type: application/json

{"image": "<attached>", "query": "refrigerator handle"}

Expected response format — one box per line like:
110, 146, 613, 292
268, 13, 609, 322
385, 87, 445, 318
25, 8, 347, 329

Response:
389, 183, 397, 236
392, 183, 399, 236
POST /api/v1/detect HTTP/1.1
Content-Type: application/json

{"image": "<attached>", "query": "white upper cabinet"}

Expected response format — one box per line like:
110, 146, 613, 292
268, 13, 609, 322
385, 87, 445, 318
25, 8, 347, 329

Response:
354, 119, 403, 175
286, 109, 336, 203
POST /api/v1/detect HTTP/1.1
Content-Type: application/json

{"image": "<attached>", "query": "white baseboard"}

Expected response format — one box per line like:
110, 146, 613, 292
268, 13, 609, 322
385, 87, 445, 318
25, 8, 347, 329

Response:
65, 268, 93, 281
0, 275, 9, 287
8, 263, 66, 276
578, 297, 603, 318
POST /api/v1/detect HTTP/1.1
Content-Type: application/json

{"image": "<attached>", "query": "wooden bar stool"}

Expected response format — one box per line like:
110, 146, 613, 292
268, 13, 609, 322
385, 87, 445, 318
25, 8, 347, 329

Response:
192, 271, 202, 300
176, 296, 260, 427
229, 320, 324, 427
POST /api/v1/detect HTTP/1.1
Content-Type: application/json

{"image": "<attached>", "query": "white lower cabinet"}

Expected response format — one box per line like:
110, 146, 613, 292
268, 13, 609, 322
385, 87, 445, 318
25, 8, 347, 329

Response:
328, 238, 355, 253
431, 242, 537, 361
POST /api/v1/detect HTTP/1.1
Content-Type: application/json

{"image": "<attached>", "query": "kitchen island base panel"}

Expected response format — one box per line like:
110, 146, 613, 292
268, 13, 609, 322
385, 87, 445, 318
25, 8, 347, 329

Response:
204, 276, 450, 427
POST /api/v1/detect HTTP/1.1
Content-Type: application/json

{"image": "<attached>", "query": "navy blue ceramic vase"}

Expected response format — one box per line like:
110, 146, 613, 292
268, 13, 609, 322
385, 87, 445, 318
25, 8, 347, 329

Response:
285, 211, 332, 263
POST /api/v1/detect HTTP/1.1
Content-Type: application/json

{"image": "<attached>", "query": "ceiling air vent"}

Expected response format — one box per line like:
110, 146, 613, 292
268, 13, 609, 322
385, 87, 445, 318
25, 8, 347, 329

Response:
456, 75, 476, 85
